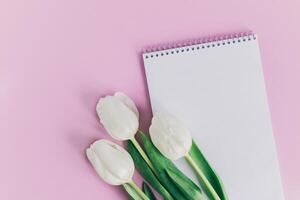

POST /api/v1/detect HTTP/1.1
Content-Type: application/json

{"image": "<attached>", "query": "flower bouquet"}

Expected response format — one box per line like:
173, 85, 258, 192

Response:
86, 92, 228, 200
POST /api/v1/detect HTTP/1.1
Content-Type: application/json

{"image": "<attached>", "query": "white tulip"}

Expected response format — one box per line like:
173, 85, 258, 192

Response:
96, 92, 155, 173
96, 92, 139, 140
149, 112, 192, 161
150, 113, 223, 200
86, 139, 135, 185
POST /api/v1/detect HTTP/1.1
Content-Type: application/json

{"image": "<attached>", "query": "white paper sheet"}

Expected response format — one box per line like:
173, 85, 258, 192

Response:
143, 34, 284, 200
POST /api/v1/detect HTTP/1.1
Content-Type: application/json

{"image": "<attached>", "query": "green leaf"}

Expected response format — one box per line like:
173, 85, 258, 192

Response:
188, 140, 228, 200
123, 184, 143, 200
127, 140, 174, 200
140, 132, 201, 200
166, 167, 204, 200
142, 182, 157, 200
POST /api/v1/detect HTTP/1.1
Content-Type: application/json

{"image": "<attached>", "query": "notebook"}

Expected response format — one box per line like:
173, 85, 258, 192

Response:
143, 33, 284, 200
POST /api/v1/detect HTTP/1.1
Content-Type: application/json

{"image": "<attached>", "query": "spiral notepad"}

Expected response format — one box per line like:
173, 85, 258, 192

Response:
143, 33, 285, 200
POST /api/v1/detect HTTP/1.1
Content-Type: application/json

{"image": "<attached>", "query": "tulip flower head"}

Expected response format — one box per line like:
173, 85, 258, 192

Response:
149, 112, 192, 161
96, 92, 139, 140
96, 92, 156, 174
150, 113, 224, 200
86, 139, 135, 185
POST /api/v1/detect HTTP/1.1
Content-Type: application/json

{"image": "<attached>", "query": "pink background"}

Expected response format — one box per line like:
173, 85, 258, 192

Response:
0, 0, 299, 199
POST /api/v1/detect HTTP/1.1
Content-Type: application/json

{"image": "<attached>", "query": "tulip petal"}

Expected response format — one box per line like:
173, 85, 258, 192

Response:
114, 92, 139, 118
96, 96, 139, 140
86, 140, 135, 185
142, 182, 157, 200
149, 113, 192, 160
86, 147, 124, 185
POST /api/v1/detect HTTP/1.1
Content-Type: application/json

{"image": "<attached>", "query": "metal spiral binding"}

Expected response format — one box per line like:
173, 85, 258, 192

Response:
143, 32, 257, 59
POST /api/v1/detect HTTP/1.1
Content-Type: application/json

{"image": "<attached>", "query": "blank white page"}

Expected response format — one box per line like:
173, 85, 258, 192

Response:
143, 34, 284, 200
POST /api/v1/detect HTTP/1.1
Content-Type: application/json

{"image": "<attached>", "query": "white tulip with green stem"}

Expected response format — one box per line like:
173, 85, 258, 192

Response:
96, 92, 155, 172
95, 92, 222, 200
96, 92, 176, 200
86, 139, 150, 200
149, 112, 228, 200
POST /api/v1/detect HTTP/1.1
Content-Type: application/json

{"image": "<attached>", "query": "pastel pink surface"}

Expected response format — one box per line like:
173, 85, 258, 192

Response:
0, 0, 299, 199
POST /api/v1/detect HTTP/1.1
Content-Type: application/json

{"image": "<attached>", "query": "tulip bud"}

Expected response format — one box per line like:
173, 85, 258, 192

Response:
96, 92, 139, 140
86, 139, 135, 185
149, 112, 192, 161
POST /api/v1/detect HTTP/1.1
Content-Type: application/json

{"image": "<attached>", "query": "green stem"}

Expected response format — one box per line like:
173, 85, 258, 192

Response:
185, 154, 221, 200
130, 136, 156, 173
127, 181, 150, 200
